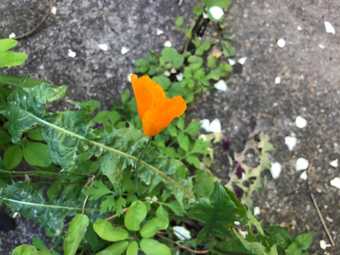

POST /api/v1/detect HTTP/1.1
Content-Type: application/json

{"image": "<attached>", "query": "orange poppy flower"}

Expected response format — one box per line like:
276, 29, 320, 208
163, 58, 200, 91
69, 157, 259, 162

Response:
131, 74, 187, 137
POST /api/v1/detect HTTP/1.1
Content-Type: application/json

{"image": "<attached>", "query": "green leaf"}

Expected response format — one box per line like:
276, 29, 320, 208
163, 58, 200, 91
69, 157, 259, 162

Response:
0, 39, 17, 52
0, 129, 11, 145
3, 145, 23, 170
0, 74, 44, 88
177, 133, 190, 152
0, 51, 28, 68
194, 170, 215, 198
285, 233, 313, 254
86, 181, 112, 200
175, 16, 184, 28
126, 241, 139, 255
140, 239, 171, 255
160, 47, 184, 69
184, 121, 200, 137
27, 128, 44, 141
124, 200, 148, 231
93, 219, 129, 242
96, 241, 129, 255
64, 214, 90, 255
23, 142, 52, 167
153, 75, 171, 90
204, 0, 231, 9
11, 245, 38, 255
140, 207, 169, 239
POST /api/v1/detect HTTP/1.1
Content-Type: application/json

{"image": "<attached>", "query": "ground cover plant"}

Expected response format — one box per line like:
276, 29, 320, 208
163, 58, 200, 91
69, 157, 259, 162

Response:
0, 1, 313, 254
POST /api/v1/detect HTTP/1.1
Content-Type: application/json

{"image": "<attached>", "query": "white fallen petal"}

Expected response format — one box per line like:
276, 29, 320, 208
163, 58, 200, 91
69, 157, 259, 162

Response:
277, 38, 286, 48
9, 33, 16, 39
324, 21, 336, 34
200, 119, 211, 131
164, 40, 172, 47
330, 177, 340, 189
67, 49, 76, 58
51, 6, 57, 15
214, 80, 227, 91
239, 230, 248, 238
296, 158, 309, 171
98, 43, 109, 51
275, 76, 281, 84
320, 240, 331, 250
176, 73, 183, 81
209, 6, 224, 21
285, 136, 297, 151
270, 162, 282, 179
173, 226, 191, 240
228, 59, 236, 65
164, 70, 171, 77
330, 159, 338, 168
121, 46, 130, 55
127, 73, 133, 82
209, 119, 222, 133
156, 28, 164, 35
253, 206, 261, 216
319, 44, 326, 49
300, 171, 308, 180
295, 116, 307, 128
238, 57, 247, 65
297, 26, 303, 31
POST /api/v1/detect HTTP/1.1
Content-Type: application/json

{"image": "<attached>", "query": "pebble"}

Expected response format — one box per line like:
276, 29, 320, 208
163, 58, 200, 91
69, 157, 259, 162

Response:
299, 171, 308, 180
319, 44, 326, 49
275, 76, 281, 84
324, 21, 336, 34
214, 80, 227, 91
120, 46, 130, 55
208, 6, 224, 21
67, 49, 76, 58
277, 38, 286, 48
270, 162, 282, 179
156, 28, 164, 35
330, 177, 340, 189
285, 136, 297, 151
296, 158, 309, 171
295, 116, 307, 128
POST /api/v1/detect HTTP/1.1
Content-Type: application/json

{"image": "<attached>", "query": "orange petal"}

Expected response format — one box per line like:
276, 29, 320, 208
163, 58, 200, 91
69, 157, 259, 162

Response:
131, 74, 166, 119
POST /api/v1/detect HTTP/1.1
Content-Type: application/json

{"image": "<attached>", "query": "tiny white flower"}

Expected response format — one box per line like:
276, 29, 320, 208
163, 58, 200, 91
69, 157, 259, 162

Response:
277, 38, 286, 48
330, 177, 340, 189
299, 171, 308, 180
209, 6, 224, 21
51, 6, 57, 15
275, 76, 281, 84
156, 28, 164, 35
121, 46, 130, 55
285, 136, 297, 151
324, 21, 336, 34
214, 80, 227, 91
296, 158, 309, 171
228, 58, 236, 65
253, 206, 261, 216
173, 226, 191, 240
9, 33, 16, 39
176, 73, 183, 81
164, 40, 172, 47
330, 159, 338, 168
238, 57, 247, 65
67, 49, 76, 58
320, 240, 331, 250
295, 116, 307, 128
98, 43, 109, 51
270, 162, 282, 179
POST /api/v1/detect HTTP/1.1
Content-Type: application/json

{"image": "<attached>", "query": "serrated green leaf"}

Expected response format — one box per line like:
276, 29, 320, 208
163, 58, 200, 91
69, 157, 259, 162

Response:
178, 133, 190, 152
86, 181, 112, 200
64, 214, 89, 255
126, 241, 138, 255
23, 142, 52, 167
3, 145, 23, 170
124, 200, 147, 231
93, 219, 129, 242
11, 244, 38, 255
160, 47, 184, 69
96, 241, 129, 255
140, 239, 171, 255
0, 39, 17, 52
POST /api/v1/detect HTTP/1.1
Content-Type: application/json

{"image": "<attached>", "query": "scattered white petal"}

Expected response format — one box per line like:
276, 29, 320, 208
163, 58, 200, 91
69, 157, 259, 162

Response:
67, 49, 76, 58
275, 76, 281, 84
214, 80, 227, 92
270, 162, 282, 179
200, 119, 222, 133
300, 171, 308, 180
330, 159, 338, 168
176, 73, 183, 81
171, 68, 177, 74
234, 221, 240, 226
320, 240, 331, 250
228, 59, 236, 65
285, 136, 297, 151
330, 177, 340, 189
297, 26, 303, 31
98, 43, 109, 51
239, 230, 248, 238
164, 71, 171, 77
324, 21, 336, 34
319, 44, 326, 49
295, 116, 307, 128
164, 40, 172, 47
277, 38, 286, 48
121, 46, 130, 55
208, 6, 224, 21
127, 73, 133, 82
238, 57, 247, 65
203, 12, 209, 19
296, 158, 309, 171
156, 28, 164, 35
51, 6, 57, 15
173, 226, 191, 240
9, 33, 16, 39
253, 206, 261, 216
